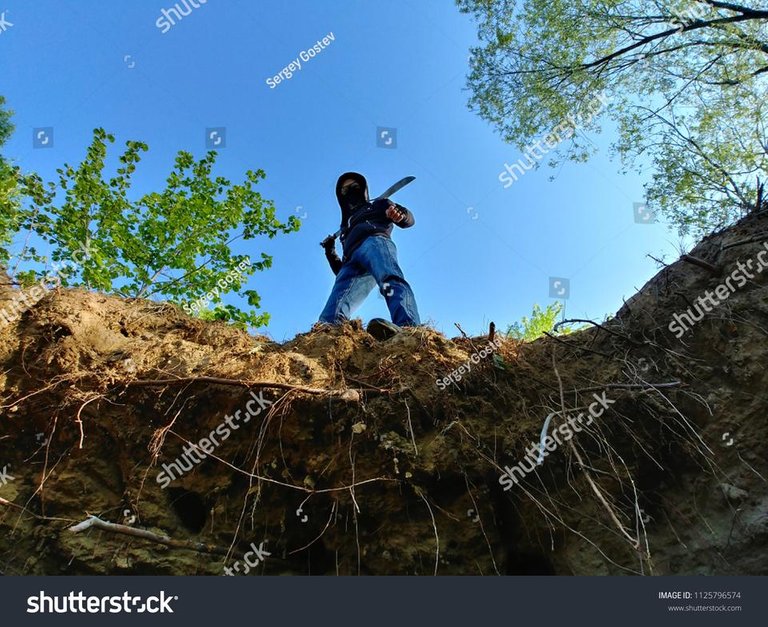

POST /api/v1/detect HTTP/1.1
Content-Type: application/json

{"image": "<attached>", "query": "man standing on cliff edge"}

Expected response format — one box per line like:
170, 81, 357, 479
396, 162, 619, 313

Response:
319, 172, 420, 340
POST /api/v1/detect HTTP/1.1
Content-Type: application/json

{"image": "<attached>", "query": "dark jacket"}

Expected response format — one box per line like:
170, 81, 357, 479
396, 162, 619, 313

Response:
324, 172, 415, 275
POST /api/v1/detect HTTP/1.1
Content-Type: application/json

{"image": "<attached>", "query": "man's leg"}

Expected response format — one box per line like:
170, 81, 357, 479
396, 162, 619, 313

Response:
318, 260, 376, 323
355, 236, 420, 326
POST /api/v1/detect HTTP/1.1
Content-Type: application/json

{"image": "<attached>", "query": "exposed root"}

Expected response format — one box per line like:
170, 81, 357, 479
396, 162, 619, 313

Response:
69, 515, 231, 557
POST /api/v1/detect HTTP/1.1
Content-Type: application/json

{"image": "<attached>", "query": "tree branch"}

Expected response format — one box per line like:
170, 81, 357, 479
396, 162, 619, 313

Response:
69, 515, 231, 557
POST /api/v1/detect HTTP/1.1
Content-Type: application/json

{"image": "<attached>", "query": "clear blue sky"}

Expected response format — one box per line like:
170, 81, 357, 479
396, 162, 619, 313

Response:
1, 0, 687, 341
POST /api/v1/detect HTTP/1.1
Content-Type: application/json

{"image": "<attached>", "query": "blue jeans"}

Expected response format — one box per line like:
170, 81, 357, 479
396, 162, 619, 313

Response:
319, 236, 420, 326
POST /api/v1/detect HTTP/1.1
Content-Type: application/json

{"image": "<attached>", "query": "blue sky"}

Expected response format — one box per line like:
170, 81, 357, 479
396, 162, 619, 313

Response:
0, 0, 687, 341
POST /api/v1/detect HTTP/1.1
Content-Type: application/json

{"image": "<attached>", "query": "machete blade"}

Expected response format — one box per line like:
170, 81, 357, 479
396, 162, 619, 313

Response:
373, 175, 416, 201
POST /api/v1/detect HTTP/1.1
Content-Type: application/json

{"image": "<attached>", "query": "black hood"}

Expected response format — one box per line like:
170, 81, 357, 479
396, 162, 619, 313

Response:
335, 172, 369, 211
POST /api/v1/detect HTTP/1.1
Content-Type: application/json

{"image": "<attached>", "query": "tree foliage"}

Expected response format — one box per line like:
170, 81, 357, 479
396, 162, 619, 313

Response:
506, 302, 578, 341
2, 118, 299, 327
458, 0, 768, 236
0, 96, 22, 265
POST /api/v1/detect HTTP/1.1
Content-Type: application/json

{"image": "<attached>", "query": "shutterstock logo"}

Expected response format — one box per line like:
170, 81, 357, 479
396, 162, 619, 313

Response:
27, 591, 178, 614
0, 10, 14, 34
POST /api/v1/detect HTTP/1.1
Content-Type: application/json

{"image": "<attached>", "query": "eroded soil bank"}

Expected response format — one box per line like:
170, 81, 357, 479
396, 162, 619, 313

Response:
1, 212, 767, 575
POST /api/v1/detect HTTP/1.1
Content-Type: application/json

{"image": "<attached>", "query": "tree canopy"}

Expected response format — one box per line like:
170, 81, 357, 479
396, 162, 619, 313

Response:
0, 95, 21, 266
0, 100, 299, 327
459, 0, 768, 236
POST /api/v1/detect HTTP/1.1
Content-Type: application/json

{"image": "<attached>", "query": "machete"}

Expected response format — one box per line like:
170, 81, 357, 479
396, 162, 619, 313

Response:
321, 175, 416, 244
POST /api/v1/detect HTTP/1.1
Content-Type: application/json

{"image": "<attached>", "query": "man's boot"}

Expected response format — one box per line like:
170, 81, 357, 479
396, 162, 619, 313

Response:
367, 318, 401, 341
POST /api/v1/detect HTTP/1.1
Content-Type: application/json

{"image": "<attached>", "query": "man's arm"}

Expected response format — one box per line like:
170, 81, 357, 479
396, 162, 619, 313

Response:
321, 235, 343, 275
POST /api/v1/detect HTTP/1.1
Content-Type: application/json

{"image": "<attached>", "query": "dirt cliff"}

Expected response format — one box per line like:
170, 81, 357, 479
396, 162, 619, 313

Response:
1, 211, 767, 575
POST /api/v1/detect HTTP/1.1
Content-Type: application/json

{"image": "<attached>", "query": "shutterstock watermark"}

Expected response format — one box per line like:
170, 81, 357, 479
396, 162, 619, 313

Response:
155, 0, 208, 34
499, 392, 615, 491
668, 242, 768, 338
0, 10, 13, 34
265, 32, 335, 89
498, 92, 610, 188
436, 337, 503, 389
156, 390, 272, 488
182, 257, 251, 316
222, 541, 270, 576
667, 0, 711, 31
0, 463, 13, 486
27, 591, 177, 614
0, 243, 94, 330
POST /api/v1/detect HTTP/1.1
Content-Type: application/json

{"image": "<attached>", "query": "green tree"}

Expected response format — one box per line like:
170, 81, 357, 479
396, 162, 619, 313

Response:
10, 127, 299, 327
0, 96, 22, 267
0, 96, 12, 156
506, 302, 577, 341
458, 0, 768, 236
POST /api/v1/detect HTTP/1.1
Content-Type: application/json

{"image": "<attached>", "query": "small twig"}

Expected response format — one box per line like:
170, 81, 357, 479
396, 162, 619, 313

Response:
680, 254, 721, 275
647, 254, 669, 267
69, 515, 231, 557
453, 322, 470, 340
454, 323, 482, 355
554, 318, 645, 347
